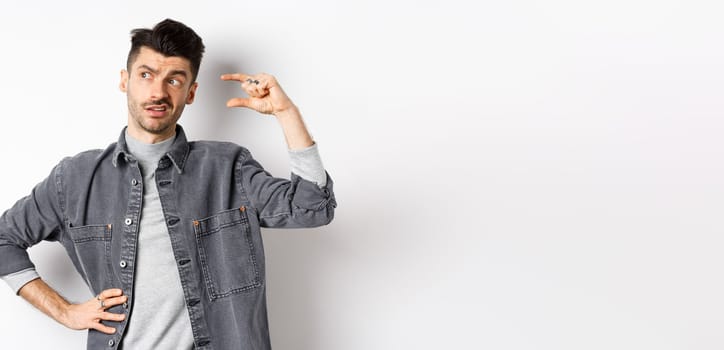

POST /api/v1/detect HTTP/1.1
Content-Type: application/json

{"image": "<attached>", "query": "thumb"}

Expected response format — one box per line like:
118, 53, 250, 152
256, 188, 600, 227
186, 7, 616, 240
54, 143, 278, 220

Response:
226, 97, 251, 108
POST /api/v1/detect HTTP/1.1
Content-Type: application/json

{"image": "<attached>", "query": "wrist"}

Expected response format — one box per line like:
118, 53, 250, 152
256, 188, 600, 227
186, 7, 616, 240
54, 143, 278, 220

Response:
273, 106, 314, 149
273, 104, 300, 120
55, 300, 73, 325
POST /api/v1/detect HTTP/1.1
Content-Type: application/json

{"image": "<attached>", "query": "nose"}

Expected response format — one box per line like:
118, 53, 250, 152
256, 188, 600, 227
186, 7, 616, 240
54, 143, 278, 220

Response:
149, 78, 168, 101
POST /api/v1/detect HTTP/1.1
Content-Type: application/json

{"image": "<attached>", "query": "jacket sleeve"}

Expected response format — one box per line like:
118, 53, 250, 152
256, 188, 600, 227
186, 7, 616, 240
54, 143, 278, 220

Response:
238, 148, 336, 228
0, 161, 65, 276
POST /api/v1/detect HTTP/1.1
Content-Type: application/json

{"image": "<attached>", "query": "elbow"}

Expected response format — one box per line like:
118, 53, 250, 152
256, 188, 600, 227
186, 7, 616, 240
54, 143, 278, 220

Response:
288, 195, 336, 228
317, 192, 337, 226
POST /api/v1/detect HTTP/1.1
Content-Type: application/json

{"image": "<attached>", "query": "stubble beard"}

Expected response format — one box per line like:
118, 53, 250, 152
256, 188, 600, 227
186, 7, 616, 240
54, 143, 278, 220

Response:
127, 98, 183, 135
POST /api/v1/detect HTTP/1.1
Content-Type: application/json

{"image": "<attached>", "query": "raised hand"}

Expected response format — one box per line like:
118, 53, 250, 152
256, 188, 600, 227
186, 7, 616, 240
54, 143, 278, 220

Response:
220, 73, 296, 116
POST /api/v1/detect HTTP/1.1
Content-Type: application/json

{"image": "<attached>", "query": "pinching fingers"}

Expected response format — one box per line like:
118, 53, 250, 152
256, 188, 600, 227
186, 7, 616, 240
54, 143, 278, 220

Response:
220, 73, 251, 82
226, 97, 252, 108
242, 77, 268, 98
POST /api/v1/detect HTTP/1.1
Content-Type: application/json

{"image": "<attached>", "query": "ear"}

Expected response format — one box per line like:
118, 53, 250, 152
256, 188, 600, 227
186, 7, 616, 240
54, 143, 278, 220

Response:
186, 82, 198, 104
119, 69, 129, 92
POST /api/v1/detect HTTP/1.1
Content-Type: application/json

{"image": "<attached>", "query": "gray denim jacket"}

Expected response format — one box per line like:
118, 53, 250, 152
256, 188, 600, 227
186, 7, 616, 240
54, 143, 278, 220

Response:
0, 125, 336, 349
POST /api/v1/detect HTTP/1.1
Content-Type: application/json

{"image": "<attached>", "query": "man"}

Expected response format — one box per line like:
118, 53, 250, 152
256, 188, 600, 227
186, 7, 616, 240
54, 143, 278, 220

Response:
0, 19, 336, 349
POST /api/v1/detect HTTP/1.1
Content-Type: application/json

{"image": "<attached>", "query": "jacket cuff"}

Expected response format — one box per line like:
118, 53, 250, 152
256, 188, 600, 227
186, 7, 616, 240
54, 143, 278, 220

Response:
0, 245, 35, 276
291, 172, 336, 211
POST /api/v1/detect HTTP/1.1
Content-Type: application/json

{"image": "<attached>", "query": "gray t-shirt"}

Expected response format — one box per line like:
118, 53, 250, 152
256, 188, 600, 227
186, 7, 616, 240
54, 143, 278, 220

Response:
121, 132, 193, 350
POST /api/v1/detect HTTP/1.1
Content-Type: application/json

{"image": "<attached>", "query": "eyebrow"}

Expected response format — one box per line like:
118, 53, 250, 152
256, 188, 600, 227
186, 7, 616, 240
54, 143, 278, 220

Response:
138, 64, 188, 78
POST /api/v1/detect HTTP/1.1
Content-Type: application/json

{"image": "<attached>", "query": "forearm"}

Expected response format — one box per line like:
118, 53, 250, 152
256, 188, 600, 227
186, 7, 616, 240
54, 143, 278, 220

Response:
275, 106, 314, 150
18, 278, 71, 325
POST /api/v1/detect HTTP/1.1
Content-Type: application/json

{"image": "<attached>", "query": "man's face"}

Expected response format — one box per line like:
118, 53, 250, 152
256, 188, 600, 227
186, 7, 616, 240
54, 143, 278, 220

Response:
120, 46, 198, 142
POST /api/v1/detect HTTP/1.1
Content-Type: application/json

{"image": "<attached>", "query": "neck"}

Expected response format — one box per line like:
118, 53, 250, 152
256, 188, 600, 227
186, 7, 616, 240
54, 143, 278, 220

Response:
127, 122, 176, 144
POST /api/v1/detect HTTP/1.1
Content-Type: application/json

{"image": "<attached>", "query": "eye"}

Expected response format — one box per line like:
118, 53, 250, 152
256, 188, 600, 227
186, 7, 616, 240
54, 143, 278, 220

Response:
169, 79, 180, 86
140, 72, 151, 79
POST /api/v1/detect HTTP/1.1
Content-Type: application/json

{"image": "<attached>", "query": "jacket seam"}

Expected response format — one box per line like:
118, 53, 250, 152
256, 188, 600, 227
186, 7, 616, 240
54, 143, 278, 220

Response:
235, 151, 252, 206
55, 158, 68, 242
258, 211, 293, 219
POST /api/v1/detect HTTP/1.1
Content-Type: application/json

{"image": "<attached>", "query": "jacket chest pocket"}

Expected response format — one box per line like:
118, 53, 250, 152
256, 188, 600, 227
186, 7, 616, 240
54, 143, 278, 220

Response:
194, 206, 261, 300
67, 224, 112, 293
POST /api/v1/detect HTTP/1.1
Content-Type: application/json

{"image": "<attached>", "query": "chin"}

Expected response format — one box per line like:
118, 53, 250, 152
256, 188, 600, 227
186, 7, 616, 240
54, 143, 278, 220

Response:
140, 120, 172, 134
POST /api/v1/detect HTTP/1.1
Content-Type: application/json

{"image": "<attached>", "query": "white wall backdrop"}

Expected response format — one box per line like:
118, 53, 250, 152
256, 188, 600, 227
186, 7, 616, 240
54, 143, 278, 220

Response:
1, 0, 723, 349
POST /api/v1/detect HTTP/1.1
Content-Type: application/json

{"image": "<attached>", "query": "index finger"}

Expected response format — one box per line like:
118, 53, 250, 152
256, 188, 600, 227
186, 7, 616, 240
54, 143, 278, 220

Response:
99, 288, 124, 299
220, 73, 252, 82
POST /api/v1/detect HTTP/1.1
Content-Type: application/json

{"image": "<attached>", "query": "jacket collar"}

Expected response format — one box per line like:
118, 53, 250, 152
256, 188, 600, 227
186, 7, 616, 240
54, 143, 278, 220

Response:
112, 125, 190, 174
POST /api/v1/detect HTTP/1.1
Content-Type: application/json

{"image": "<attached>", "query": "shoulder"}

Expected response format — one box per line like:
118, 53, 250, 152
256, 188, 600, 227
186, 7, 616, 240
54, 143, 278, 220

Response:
56, 143, 115, 173
188, 140, 253, 159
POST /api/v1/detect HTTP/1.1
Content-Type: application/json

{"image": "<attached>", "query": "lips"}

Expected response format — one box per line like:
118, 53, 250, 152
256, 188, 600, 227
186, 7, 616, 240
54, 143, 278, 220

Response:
144, 104, 169, 117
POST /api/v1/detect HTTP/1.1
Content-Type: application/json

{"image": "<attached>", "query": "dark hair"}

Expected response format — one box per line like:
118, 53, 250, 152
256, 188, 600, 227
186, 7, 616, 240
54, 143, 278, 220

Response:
126, 19, 205, 82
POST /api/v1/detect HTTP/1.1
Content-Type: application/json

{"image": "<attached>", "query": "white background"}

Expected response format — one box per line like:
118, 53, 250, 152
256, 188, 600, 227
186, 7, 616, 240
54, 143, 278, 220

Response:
0, 0, 722, 349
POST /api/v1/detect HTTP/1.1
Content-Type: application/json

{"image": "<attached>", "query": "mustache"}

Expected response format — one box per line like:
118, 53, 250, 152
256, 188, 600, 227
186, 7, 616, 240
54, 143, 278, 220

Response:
143, 99, 173, 108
